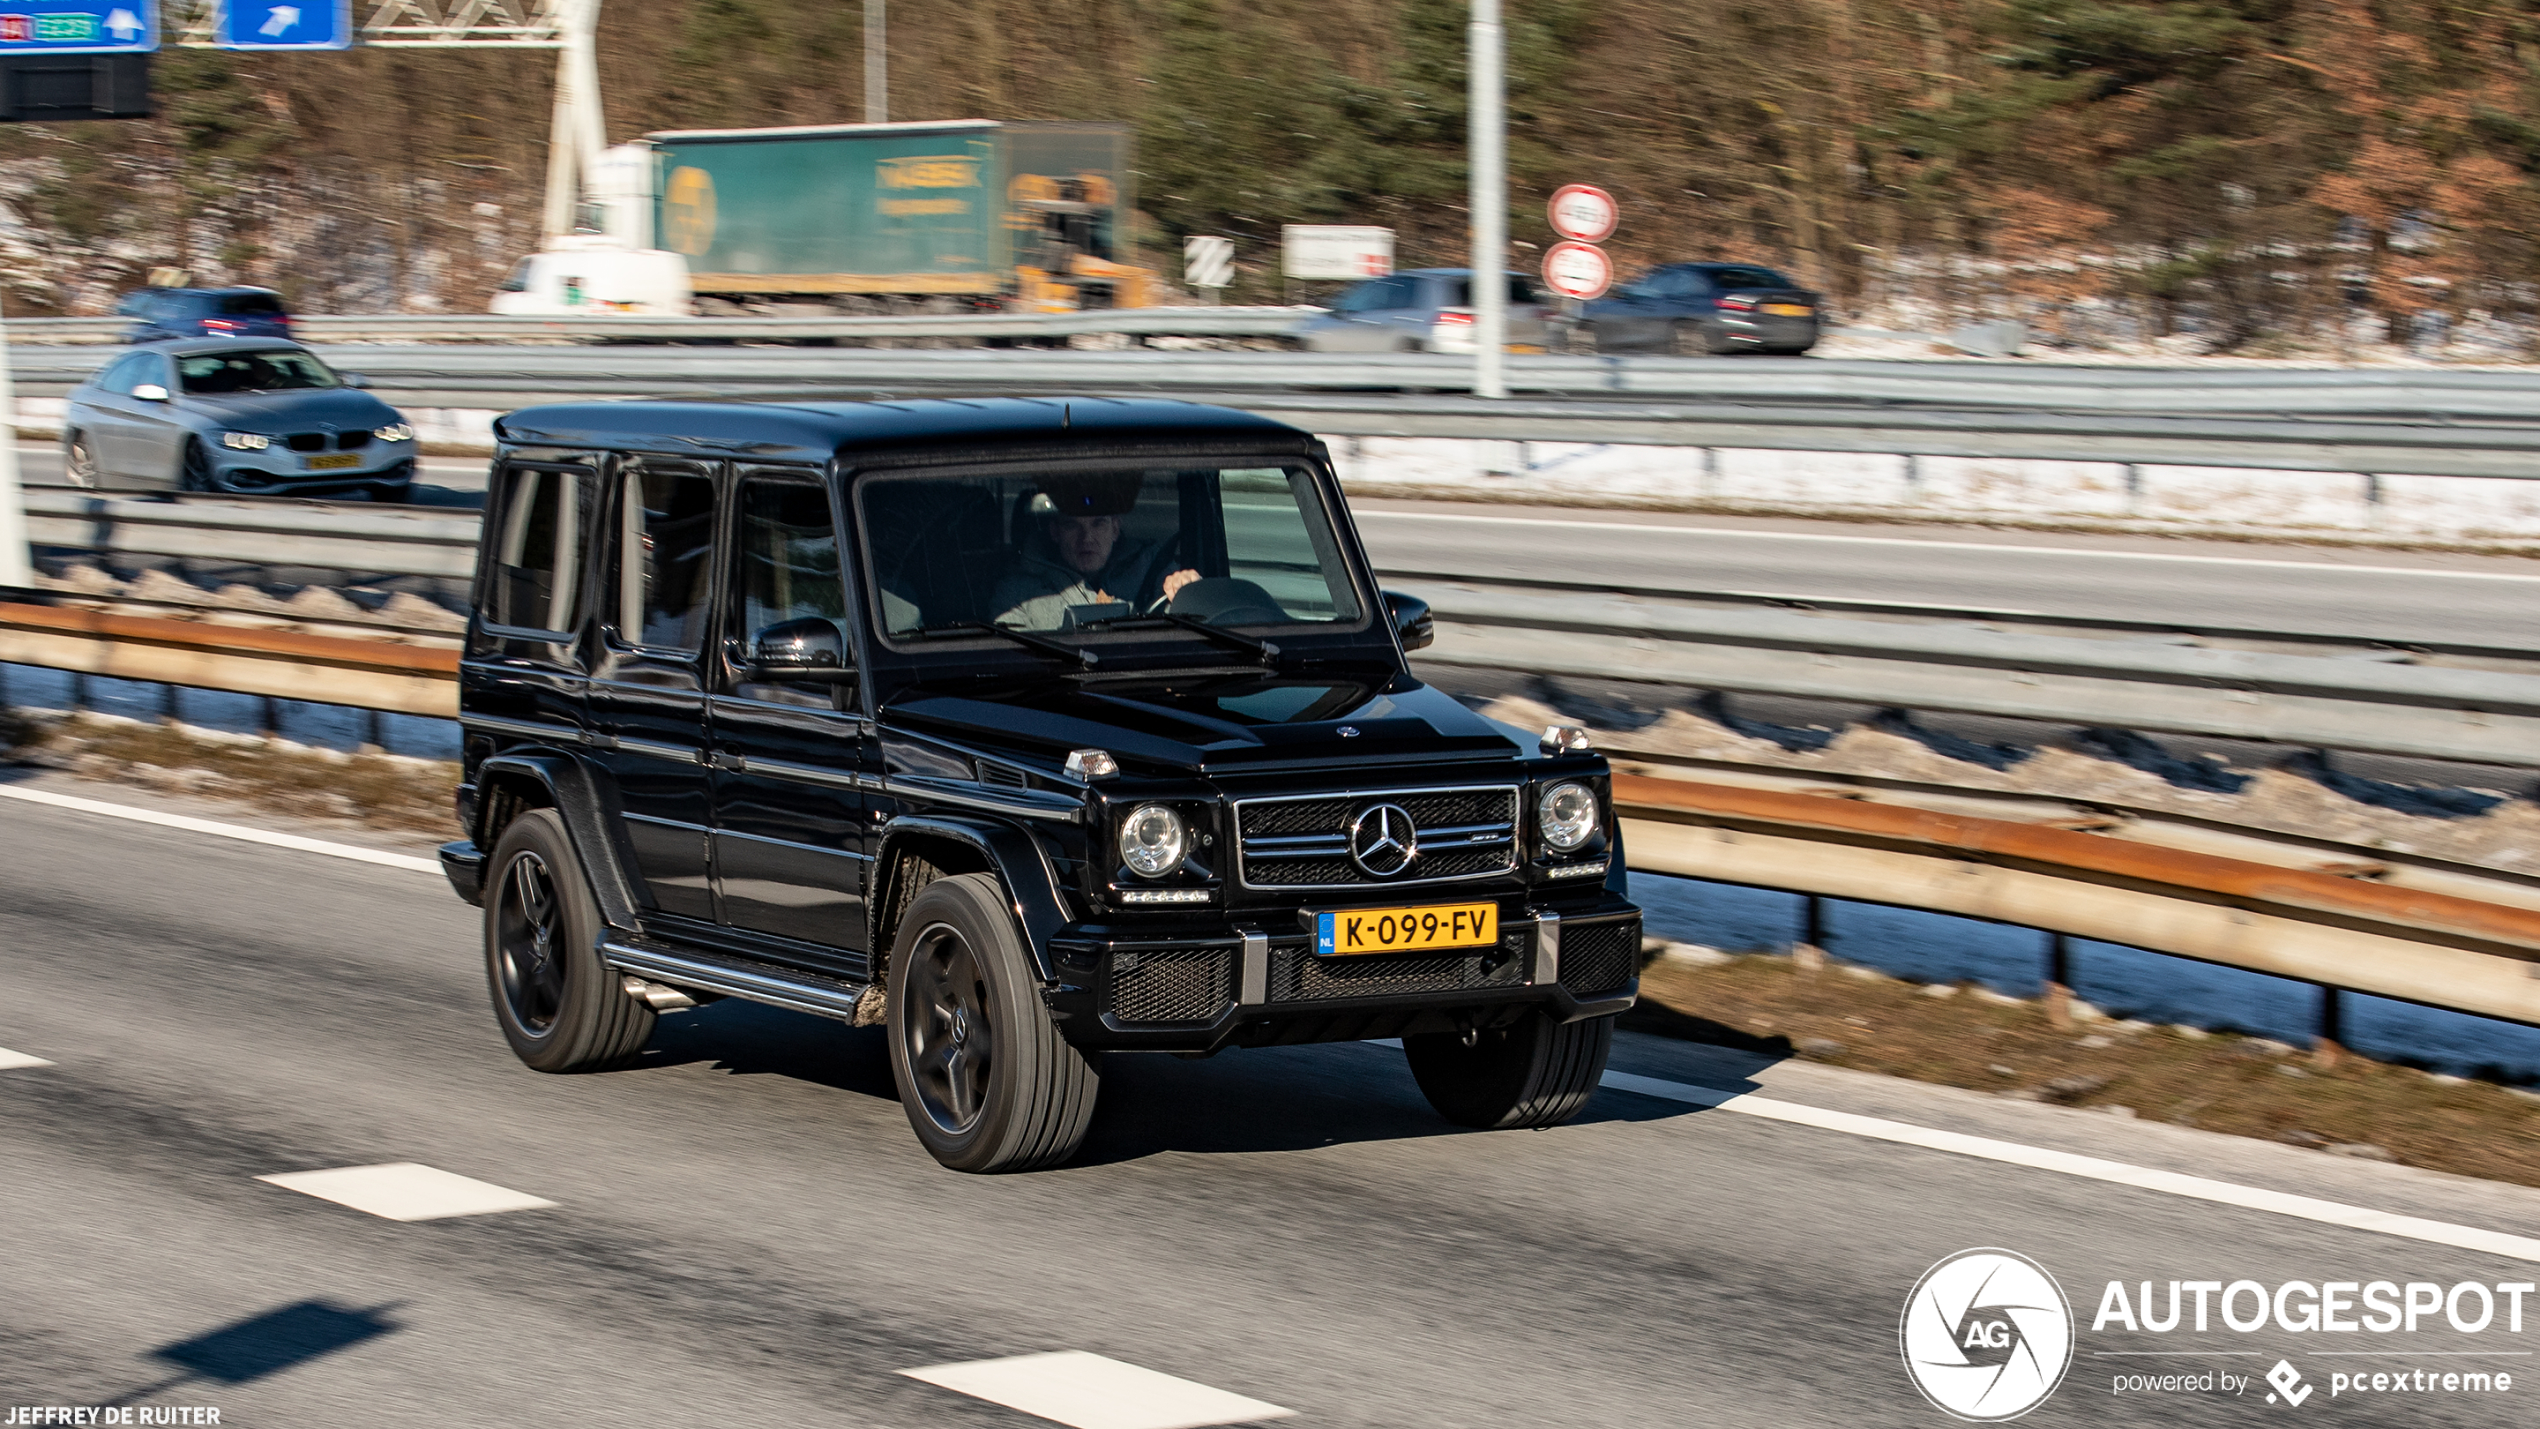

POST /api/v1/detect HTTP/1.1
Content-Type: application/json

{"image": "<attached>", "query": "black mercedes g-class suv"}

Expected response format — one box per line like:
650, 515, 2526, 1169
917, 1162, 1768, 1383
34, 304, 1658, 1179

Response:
438, 397, 1641, 1171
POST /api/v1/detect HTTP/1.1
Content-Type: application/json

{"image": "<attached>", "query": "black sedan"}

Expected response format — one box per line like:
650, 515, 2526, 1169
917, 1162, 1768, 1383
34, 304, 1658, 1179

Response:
1579, 262, 1821, 355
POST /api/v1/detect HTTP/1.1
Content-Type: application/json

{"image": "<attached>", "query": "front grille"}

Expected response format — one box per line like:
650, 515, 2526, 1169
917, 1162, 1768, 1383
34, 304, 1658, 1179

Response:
1109, 946, 1233, 1023
1268, 938, 1525, 1002
337, 430, 372, 451
1560, 918, 1642, 996
285, 432, 327, 453
1237, 785, 1518, 889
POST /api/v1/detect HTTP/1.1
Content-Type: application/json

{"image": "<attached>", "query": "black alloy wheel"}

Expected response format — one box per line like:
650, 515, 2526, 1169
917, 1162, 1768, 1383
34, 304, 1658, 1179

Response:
1404, 1008, 1616, 1130
178, 439, 216, 493
483, 809, 655, 1072
64, 432, 100, 488
885, 872, 1100, 1173
1673, 320, 1728, 357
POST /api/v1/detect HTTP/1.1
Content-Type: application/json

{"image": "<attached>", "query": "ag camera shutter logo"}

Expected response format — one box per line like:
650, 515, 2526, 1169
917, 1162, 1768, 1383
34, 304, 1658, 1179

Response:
1901, 1248, 2076, 1420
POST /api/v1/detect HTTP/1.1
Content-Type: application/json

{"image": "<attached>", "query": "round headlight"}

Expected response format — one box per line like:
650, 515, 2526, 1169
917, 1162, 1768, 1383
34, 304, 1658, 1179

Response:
1539, 781, 1599, 852
1119, 803, 1188, 878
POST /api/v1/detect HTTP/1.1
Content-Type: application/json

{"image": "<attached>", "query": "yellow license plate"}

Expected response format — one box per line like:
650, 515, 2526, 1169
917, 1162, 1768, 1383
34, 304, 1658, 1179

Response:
1763, 303, 1812, 316
303, 452, 363, 470
1315, 902, 1498, 956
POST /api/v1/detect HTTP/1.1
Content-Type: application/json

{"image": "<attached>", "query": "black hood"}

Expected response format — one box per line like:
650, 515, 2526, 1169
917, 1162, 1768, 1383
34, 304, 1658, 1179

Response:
884, 672, 1527, 774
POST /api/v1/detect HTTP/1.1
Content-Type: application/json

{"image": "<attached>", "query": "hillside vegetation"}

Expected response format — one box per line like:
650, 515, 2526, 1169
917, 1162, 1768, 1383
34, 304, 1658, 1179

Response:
11, 0, 2540, 355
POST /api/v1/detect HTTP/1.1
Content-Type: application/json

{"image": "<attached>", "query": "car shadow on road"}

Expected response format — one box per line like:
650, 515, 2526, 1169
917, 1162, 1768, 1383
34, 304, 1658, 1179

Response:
620, 996, 1775, 1167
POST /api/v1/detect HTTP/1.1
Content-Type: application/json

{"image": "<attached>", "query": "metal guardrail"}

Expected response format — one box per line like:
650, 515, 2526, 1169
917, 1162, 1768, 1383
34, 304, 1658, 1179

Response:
22, 494, 2540, 768
4, 308, 1323, 346
22, 343, 2540, 478
3, 595, 2529, 1028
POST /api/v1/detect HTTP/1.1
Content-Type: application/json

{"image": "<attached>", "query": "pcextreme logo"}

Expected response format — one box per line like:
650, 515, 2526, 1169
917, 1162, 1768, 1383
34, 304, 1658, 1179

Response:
1901, 1248, 2077, 1421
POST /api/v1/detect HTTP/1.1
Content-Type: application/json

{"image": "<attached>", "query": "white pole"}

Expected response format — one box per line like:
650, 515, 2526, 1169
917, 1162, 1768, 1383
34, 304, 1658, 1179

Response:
1469, 0, 1506, 399
0, 309, 25, 589
540, 0, 606, 241
865, 0, 887, 124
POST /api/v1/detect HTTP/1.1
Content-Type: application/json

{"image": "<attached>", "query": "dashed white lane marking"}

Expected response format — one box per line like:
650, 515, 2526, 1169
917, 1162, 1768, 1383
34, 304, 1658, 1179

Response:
900, 1351, 1294, 1429
1596, 1070, 2540, 1264
0, 1046, 54, 1070
256, 1163, 556, 1222
0, 786, 440, 874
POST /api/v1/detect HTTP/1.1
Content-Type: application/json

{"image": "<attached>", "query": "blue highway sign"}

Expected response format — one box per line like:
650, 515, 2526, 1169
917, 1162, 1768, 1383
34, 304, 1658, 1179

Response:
216, 0, 348, 49
0, 0, 157, 53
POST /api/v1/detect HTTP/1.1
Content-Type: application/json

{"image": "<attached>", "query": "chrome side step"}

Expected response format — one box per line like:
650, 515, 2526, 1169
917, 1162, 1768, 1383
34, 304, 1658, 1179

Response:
601, 940, 870, 1023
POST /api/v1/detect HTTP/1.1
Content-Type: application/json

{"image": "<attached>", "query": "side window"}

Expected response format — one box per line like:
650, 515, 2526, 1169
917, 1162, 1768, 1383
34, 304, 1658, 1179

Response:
733, 475, 847, 646
485, 465, 587, 633
615, 460, 720, 653
95, 353, 145, 394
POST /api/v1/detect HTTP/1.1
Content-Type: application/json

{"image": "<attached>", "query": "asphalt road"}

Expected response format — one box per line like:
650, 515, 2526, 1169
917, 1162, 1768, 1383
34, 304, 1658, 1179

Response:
4, 775, 2537, 1427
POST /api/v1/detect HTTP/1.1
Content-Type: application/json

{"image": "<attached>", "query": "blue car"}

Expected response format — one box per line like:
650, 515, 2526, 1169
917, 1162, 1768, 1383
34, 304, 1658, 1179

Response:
115, 286, 297, 343
1578, 262, 1821, 355
62, 339, 418, 500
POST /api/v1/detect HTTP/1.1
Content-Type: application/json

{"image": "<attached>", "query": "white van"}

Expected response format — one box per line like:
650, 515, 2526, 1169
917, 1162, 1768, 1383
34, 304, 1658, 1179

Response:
490, 242, 692, 317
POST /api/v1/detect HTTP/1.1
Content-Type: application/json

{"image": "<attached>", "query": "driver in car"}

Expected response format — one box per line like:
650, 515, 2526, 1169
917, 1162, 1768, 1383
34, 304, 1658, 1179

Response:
992, 473, 1200, 630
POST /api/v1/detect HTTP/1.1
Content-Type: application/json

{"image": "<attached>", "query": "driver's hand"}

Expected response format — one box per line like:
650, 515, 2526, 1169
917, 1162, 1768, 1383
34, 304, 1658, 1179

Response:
1161, 568, 1200, 600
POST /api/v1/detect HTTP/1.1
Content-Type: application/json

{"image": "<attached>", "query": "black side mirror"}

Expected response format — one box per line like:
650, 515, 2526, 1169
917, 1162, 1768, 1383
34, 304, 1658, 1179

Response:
747, 617, 854, 682
1383, 590, 1434, 652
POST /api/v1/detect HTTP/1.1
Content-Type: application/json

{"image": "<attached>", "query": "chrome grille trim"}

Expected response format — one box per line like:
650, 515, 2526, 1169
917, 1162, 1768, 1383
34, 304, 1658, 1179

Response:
1232, 783, 1520, 891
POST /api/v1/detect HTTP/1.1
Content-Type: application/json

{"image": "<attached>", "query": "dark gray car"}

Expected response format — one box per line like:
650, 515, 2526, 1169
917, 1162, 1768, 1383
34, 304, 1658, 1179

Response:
1580, 262, 1821, 355
1293, 269, 1550, 353
62, 339, 418, 500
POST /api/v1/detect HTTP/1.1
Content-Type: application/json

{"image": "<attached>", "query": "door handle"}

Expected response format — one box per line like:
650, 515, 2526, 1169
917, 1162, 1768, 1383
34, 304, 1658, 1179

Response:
708, 751, 745, 771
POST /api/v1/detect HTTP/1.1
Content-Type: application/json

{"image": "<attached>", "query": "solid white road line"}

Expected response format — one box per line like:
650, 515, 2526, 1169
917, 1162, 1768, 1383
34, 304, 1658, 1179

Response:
0, 1046, 54, 1070
0, 785, 440, 875
900, 1351, 1293, 1429
1598, 1071, 2540, 1264
256, 1163, 556, 1222
1359, 509, 2540, 582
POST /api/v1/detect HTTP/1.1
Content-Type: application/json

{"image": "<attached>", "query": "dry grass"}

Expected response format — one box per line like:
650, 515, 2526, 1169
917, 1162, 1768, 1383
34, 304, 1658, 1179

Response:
10, 714, 459, 837
1626, 953, 2540, 1190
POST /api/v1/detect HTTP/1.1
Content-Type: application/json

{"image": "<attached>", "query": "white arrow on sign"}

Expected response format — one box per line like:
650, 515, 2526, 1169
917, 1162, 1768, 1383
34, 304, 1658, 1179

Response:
259, 5, 301, 37
103, 7, 142, 39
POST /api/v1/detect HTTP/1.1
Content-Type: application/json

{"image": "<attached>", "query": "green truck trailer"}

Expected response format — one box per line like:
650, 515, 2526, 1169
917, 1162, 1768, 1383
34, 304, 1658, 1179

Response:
644, 119, 1155, 311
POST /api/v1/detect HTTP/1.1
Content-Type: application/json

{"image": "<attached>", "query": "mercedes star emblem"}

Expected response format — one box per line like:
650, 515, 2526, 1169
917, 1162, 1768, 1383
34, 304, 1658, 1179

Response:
1349, 803, 1419, 877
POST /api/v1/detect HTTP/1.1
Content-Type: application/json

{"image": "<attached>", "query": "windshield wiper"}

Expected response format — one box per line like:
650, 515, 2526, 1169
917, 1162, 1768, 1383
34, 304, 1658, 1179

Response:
1075, 611, 1281, 663
899, 621, 1099, 668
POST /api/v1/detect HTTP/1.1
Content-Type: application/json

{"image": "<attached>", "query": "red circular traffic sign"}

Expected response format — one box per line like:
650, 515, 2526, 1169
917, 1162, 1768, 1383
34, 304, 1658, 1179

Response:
1541, 240, 1614, 300
1547, 184, 1619, 244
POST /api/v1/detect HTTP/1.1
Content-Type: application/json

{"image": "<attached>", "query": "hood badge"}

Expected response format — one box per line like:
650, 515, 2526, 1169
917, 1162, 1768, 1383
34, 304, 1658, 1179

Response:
1349, 803, 1418, 877
1337, 725, 1361, 738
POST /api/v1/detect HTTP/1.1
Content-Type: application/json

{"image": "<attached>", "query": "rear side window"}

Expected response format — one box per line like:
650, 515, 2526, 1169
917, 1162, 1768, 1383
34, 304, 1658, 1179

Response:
1707, 266, 1791, 291
218, 292, 286, 316
486, 466, 587, 633
615, 460, 720, 652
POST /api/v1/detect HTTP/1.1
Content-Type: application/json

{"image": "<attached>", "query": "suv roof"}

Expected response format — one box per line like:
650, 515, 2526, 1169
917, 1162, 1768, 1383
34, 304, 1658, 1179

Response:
494, 397, 1315, 467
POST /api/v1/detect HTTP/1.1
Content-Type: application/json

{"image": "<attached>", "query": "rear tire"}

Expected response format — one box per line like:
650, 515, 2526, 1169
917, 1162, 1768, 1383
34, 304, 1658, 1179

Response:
484, 809, 655, 1073
64, 431, 99, 488
1405, 1010, 1615, 1130
1672, 320, 1728, 357
887, 872, 1099, 1173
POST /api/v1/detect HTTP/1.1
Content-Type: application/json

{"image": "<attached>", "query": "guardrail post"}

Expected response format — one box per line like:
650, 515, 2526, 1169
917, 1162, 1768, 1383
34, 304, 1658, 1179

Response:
69, 670, 87, 712
2314, 984, 2345, 1070
2045, 931, 2074, 1029
260, 695, 281, 740
1791, 893, 1827, 972
365, 707, 384, 751
160, 681, 178, 723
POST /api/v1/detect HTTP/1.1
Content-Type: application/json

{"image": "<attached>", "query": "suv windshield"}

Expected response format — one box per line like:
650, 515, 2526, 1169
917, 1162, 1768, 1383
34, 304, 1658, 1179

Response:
177, 350, 338, 394
861, 462, 1365, 641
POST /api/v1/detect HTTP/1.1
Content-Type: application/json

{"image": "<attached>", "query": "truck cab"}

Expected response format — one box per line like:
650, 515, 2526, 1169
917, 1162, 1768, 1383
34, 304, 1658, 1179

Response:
439, 397, 1640, 1172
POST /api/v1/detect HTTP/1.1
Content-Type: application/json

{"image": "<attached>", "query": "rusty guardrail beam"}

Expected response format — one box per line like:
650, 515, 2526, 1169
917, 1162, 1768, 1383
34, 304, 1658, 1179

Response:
0, 602, 458, 717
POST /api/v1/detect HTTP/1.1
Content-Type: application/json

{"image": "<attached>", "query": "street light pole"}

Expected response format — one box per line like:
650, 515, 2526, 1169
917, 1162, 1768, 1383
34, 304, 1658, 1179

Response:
865, 0, 888, 124
0, 309, 26, 588
1468, 0, 1506, 399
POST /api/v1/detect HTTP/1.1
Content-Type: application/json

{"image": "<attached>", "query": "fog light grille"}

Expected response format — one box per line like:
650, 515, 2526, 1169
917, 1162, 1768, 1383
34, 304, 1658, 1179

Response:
1109, 947, 1233, 1024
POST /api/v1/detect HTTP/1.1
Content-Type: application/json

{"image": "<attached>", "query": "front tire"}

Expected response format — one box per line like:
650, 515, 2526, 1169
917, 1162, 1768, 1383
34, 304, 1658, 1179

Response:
1405, 1010, 1615, 1129
886, 872, 1099, 1172
177, 439, 216, 493
484, 809, 655, 1072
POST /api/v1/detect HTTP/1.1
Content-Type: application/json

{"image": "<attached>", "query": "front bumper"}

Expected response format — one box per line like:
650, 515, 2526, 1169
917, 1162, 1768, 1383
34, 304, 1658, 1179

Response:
212, 451, 415, 496
1047, 894, 1642, 1052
